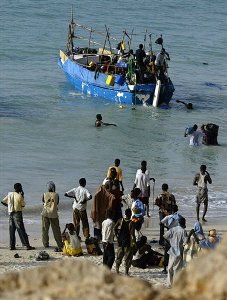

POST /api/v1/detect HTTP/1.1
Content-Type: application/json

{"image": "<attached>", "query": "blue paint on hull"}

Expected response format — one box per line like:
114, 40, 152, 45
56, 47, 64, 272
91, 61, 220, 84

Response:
58, 56, 174, 106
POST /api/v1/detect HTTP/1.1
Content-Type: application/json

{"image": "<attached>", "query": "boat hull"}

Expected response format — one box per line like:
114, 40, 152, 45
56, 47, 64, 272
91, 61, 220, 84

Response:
58, 53, 174, 106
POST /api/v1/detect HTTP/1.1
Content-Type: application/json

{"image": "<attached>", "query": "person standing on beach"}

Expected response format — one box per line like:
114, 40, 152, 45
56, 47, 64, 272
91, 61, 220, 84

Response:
161, 204, 183, 274
41, 181, 63, 252
193, 165, 212, 222
106, 158, 124, 191
1, 183, 35, 250
131, 188, 145, 236
64, 178, 92, 241
102, 209, 115, 269
155, 183, 176, 246
114, 208, 136, 275
103, 167, 118, 191
134, 161, 155, 217
163, 217, 187, 287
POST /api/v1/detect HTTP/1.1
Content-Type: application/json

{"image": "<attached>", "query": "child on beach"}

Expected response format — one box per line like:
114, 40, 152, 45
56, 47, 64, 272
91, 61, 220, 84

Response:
62, 223, 83, 256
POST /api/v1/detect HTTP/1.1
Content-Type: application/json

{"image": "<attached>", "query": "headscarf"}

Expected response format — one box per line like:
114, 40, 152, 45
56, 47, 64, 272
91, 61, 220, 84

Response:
47, 181, 55, 192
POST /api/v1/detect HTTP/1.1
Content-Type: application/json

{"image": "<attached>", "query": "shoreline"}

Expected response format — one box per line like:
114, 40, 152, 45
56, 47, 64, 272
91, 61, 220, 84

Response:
0, 207, 225, 287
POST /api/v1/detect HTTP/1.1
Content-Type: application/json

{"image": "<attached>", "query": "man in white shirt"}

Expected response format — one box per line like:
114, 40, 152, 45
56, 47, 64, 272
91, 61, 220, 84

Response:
102, 209, 115, 269
134, 161, 155, 217
188, 124, 204, 146
65, 178, 92, 241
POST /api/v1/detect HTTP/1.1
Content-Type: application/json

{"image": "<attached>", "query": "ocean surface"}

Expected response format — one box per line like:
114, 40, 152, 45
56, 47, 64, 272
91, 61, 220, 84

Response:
1, 0, 227, 232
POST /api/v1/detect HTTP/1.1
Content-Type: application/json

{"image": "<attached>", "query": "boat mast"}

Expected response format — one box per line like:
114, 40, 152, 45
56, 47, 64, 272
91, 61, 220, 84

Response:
67, 5, 76, 53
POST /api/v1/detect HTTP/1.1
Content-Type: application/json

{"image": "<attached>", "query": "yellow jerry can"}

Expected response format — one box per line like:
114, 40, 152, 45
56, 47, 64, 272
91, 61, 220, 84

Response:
106, 75, 115, 86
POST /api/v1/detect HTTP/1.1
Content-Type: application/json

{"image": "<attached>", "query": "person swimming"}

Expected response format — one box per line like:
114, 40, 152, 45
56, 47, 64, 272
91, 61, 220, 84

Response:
95, 114, 117, 127
176, 99, 193, 109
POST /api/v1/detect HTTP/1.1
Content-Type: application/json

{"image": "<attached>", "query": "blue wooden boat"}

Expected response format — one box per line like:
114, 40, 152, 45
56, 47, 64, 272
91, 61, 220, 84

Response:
58, 13, 174, 106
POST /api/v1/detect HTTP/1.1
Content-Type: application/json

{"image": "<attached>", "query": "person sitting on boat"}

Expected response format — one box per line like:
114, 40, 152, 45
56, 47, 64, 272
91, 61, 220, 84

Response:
176, 99, 193, 109
135, 44, 146, 83
116, 41, 125, 56
95, 114, 117, 127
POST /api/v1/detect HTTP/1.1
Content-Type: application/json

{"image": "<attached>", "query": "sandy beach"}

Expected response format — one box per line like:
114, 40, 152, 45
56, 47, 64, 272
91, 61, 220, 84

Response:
0, 208, 225, 288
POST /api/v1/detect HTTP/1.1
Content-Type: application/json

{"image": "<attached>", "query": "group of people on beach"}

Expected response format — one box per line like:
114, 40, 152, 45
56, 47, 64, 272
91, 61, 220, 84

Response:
1, 158, 221, 286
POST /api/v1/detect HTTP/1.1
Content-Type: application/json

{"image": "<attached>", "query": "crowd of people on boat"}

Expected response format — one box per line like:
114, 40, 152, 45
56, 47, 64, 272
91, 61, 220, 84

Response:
1, 158, 221, 287
72, 41, 171, 85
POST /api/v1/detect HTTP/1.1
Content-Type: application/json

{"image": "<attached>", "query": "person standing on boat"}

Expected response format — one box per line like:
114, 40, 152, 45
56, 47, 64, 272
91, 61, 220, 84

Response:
135, 44, 146, 83
193, 165, 212, 222
155, 48, 170, 81
95, 114, 117, 127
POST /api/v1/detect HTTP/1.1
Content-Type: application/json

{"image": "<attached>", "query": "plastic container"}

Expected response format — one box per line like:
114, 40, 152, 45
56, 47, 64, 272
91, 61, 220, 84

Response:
115, 74, 124, 85
106, 75, 115, 86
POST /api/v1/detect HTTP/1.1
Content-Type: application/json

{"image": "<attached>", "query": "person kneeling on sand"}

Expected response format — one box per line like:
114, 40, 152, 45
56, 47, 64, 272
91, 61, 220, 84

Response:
62, 223, 83, 256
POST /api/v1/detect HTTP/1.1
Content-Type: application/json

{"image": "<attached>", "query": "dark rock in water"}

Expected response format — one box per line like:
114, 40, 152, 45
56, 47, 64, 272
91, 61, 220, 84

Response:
203, 62, 208, 65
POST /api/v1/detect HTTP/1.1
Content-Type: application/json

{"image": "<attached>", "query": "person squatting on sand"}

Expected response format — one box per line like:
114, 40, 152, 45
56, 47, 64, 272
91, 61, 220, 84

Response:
193, 164, 212, 222
65, 178, 92, 241
41, 181, 63, 252
1, 183, 35, 250
62, 223, 83, 256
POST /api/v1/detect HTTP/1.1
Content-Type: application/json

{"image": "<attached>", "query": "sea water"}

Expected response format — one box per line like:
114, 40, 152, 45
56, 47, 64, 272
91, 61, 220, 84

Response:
0, 0, 227, 231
